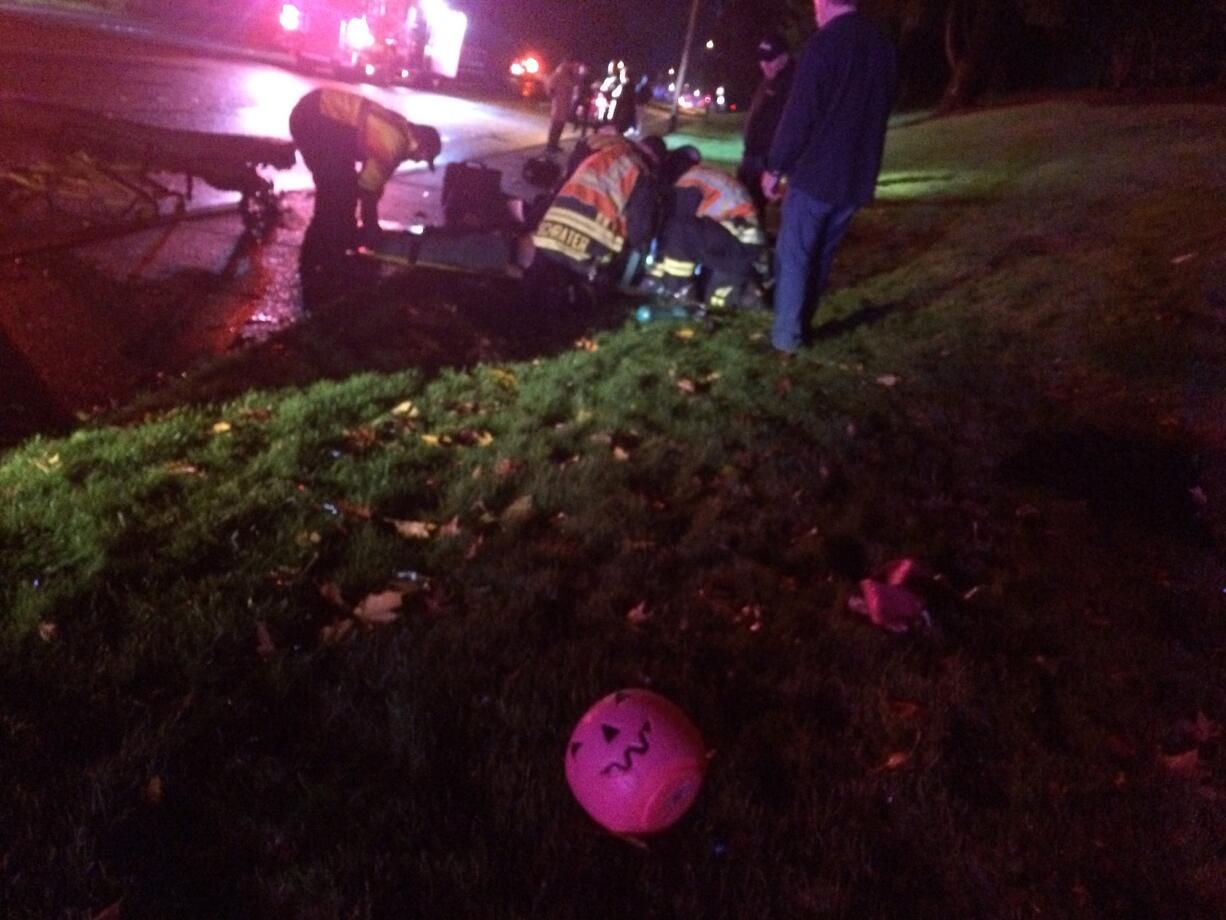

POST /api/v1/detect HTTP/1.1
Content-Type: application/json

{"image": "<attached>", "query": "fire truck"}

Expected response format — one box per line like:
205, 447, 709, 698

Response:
275, 0, 467, 85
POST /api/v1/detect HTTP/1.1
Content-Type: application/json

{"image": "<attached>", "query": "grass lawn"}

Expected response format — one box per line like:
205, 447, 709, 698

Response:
2, 98, 1225, 918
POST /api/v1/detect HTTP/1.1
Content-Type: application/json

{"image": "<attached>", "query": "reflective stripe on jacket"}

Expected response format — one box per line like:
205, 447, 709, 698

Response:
534, 138, 655, 273
675, 165, 764, 246
317, 89, 420, 193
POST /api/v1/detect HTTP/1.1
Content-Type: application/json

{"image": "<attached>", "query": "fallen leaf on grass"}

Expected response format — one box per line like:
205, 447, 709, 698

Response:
391, 400, 420, 418
880, 751, 910, 771
464, 534, 484, 561
487, 368, 518, 390
255, 622, 276, 659
676, 378, 697, 395
319, 618, 354, 646
501, 495, 534, 524
1160, 749, 1205, 779
675, 327, 696, 340
319, 582, 346, 608
344, 426, 379, 452
438, 516, 462, 538
294, 531, 322, 547
38, 621, 57, 642
143, 775, 164, 805
886, 699, 925, 720
875, 374, 901, 388
389, 519, 436, 540
353, 591, 404, 625
335, 500, 373, 520
626, 602, 652, 626
494, 457, 521, 478
238, 406, 272, 422
612, 446, 631, 462
1180, 711, 1222, 745
211, 421, 231, 435
574, 337, 600, 352
165, 461, 201, 476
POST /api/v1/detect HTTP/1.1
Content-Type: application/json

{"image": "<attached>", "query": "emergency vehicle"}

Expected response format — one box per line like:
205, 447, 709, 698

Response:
275, 0, 467, 85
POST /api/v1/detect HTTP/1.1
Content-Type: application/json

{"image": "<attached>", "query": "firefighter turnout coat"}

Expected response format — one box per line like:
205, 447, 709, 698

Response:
318, 89, 435, 193
533, 136, 658, 280
652, 164, 767, 307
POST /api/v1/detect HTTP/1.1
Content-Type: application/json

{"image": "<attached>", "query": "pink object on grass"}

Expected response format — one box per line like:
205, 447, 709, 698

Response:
565, 689, 706, 835
854, 578, 930, 633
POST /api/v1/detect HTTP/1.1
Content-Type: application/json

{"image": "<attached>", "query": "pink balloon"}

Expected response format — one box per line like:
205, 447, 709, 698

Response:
565, 689, 707, 834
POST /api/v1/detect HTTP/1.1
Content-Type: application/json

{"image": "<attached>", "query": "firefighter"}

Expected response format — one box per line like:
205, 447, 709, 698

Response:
646, 146, 768, 309
289, 88, 442, 270
529, 133, 664, 290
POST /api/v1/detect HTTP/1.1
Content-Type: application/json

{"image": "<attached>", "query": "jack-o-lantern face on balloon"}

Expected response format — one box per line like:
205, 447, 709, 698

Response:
565, 689, 707, 835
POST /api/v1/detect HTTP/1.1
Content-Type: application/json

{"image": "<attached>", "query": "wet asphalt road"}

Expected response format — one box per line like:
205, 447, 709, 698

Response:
0, 10, 563, 445
0, 9, 552, 193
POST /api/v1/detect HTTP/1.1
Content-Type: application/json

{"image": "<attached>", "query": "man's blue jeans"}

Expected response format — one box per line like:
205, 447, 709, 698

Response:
771, 188, 857, 352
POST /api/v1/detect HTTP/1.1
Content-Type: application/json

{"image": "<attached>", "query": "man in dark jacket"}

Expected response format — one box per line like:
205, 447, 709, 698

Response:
738, 33, 795, 215
762, 0, 897, 352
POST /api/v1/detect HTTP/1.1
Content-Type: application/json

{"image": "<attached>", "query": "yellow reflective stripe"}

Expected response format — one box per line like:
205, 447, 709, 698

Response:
544, 208, 624, 252
658, 257, 697, 278
534, 234, 591, 262
709, 285, 733, 308
720, 220, 765, 246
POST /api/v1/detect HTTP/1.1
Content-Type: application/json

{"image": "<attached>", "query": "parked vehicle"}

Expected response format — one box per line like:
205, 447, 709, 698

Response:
274, 0, 467, 85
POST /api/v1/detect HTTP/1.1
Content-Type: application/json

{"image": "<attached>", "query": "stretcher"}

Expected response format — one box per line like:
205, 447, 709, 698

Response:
0, 95, 296, 232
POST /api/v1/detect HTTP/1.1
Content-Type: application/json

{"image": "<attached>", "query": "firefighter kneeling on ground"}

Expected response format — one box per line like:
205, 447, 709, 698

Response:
289, 88, 442, 280
644, 145, 769, 310
527, 130, 665, 300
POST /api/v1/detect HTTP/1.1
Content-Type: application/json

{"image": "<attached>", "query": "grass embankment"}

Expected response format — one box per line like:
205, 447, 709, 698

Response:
2, 101, 1225, 918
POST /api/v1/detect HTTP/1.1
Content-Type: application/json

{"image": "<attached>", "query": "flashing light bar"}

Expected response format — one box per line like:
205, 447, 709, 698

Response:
279, 3, 302, 32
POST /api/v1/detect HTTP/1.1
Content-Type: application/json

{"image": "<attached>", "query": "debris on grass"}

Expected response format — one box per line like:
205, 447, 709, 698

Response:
353, 590, 404, 626
626, 601, 652, 626
255, 622, 276, 659
389, 519, 436, 540
501, 495, 534, 524
849, 558, 934, 634
37, 621, 57, 642
319, 617, 354, 646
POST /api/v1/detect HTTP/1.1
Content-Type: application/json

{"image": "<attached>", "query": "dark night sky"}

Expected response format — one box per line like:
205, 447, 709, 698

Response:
453, 0, 721, 75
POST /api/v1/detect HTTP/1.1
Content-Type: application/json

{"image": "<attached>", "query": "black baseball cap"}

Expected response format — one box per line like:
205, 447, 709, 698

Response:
756, 33, 789, 61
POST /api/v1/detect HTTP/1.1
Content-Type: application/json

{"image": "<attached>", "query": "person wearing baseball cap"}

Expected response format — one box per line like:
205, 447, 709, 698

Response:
738, 31, 795, 215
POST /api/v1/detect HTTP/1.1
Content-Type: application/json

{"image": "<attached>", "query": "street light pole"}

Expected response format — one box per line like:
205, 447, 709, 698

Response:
668, 0, 702, 133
